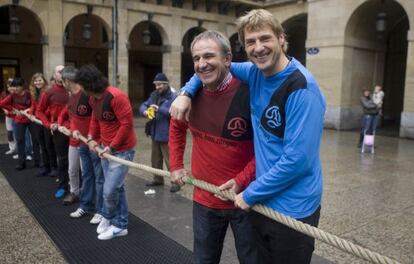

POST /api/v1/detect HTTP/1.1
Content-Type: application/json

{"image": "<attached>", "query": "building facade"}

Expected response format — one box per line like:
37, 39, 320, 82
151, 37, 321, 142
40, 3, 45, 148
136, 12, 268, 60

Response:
0, 0, 412, 138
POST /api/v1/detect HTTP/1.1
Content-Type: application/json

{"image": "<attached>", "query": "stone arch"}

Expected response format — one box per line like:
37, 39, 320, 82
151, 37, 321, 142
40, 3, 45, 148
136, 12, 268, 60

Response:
344, 0, 409, 132
128, 20, 166, 104
127, 18, 169, 47
0, 4, 44, 89
282, 13, 307, 66
63, 5, 112, 41
63, 14, 111, 76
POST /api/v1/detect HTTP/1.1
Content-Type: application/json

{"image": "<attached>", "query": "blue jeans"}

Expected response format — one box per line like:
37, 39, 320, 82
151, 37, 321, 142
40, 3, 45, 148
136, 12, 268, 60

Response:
78, 145, 104, 214
362, 114, 379, 135
193, 202, 258, 264
101, 148, 135, 229
12, 120, 32, 156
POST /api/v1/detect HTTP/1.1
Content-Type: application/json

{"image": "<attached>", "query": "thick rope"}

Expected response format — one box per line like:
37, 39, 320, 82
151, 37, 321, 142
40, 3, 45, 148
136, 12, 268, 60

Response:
19, 110, 401, 264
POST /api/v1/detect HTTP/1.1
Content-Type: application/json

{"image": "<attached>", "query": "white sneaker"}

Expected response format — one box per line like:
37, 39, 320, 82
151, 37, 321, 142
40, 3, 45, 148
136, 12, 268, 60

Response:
13, 154, 18, 160
70, 208, 87, 218
26, 155, 33, 161
96, 217, 111, 234
5, 149, 14, 155
97, 225, 128, 240
90, 213, 103, 225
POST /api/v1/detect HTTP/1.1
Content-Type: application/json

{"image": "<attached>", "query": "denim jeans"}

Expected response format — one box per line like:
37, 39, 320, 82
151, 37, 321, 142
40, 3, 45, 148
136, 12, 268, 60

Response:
101, 148, 135, 229
193, 202, 258, 264
362, 114, 379, 135
78, 144, 104, 214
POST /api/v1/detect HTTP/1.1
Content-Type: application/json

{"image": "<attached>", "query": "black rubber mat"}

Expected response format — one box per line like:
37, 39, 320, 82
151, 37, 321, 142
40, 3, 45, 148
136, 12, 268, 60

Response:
0, 145, 193, 264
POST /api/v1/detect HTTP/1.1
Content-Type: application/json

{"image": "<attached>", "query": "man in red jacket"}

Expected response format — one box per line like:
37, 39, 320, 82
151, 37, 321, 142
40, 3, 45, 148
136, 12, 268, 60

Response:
169, 30, 257, 264
37, 65, 69, 198
77, 65, 136, 240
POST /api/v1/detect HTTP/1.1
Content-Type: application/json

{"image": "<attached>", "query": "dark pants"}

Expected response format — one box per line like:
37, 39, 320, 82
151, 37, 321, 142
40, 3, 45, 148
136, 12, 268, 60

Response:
151, 141, 169, 184
359, 114, 379, 144
15, 123, 40, 166
44, 128, 57, 169
193, 202, 258, 264
249, 207, 321, 264
52, 132, 69, 190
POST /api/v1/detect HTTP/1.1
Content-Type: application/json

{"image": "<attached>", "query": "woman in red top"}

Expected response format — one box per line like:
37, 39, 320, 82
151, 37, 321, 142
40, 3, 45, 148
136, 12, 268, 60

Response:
1, 78, 16, 155
0, 77, 37, 170
29, 73, 57, 176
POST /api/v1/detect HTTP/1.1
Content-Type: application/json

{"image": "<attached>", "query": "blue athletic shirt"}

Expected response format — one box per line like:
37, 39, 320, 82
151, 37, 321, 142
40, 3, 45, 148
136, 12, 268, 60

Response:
183, 58, 326, 219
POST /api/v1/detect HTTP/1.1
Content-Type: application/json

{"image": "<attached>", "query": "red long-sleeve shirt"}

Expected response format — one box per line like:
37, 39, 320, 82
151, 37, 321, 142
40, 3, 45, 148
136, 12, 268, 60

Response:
36, 84, 69, 128
169, 77, 255, 209
0, 91, 33, 124
58, 90, 93, 147
0, 91, 15, 118
88, 86, 136, 151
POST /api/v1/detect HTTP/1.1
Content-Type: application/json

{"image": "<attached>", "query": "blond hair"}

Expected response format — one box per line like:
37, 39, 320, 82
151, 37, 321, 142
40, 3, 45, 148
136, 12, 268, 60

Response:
29, 73, 48, 100
236, 9, 286, 52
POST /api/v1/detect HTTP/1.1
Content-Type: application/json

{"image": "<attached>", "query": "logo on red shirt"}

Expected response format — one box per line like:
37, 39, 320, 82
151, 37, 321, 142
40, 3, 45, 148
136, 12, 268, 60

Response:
102, 111, 115, 121
227, 117, 247, 137
77, 105, 88, 115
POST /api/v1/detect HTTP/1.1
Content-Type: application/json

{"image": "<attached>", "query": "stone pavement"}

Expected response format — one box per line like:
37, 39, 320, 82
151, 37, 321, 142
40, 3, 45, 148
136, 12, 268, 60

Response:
0, 117, 413, 263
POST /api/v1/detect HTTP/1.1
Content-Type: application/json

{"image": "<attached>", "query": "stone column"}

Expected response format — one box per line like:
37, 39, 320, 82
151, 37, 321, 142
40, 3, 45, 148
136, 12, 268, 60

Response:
117, 5, 129, 92
163, 45, 182, 90
162, 15, 182, 90
43, 0, 64, 76
400, 30, 414, 139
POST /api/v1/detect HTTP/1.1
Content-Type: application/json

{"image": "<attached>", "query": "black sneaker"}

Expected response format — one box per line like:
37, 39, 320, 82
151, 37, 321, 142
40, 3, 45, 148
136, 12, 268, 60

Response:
63, 193, 79, 206
37, 168, 50, 177
15, 164, 26, 171
48, 169, 58, 178
170, 184, 181, 193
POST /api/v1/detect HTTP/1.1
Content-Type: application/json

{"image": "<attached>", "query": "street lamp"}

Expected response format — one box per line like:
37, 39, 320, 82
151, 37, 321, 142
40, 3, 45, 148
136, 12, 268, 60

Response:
376, 12, 387, 34
82, 4, 93, 40
9, 16, 20, 35
142, 13, 153, 45
82, 23, 92, 40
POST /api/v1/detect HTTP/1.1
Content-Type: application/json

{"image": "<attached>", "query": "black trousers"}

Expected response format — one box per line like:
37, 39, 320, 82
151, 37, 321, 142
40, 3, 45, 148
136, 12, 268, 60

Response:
249, 206, 321, 264
43, 127, 57, 169
15, 123, 40, 166
52, 131, 69, 190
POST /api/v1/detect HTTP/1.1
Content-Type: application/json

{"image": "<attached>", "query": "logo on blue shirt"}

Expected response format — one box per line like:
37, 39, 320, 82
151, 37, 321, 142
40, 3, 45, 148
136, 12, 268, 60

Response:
265, 106, 282, 128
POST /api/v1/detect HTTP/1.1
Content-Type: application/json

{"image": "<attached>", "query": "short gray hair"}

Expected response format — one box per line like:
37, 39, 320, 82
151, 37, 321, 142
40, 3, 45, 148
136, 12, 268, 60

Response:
190, 30, 231, 56
61, 66, 78, 82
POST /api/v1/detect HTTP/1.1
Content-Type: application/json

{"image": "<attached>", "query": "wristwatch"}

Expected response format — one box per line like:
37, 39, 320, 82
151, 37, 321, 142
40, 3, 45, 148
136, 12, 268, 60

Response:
179, 89, 193, 99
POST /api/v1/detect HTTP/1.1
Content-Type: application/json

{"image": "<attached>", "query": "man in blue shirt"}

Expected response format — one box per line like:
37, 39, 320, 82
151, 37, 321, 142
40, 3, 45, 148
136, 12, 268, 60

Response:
171, 9, 326, 264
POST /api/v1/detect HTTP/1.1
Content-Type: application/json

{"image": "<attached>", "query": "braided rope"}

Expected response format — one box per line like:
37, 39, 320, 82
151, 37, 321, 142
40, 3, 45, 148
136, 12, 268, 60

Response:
19, 110, 401, 264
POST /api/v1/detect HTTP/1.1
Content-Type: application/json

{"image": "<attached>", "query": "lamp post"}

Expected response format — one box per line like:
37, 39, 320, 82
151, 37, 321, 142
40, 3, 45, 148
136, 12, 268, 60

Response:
376, 12, 387, 34
82, 23, 92, 40
142, 13, 153, 45
9, 16, 20, 35
82, 5, 93, 41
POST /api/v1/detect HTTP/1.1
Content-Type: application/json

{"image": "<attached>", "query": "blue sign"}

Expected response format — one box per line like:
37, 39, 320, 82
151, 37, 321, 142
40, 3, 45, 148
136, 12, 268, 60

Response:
307, 47, 320, 55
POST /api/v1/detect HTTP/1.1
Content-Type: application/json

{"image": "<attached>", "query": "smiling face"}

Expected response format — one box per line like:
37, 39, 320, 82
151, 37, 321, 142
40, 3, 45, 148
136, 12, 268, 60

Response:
244, 24, 285, 76
33, 77, 45, 89
191, 38, 231, 90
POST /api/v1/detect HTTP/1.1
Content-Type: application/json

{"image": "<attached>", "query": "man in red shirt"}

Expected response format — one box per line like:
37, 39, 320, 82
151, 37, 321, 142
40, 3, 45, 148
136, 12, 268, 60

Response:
77, 65, 136, 240
169, 30, 257, 263
37, 65, 69, 198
